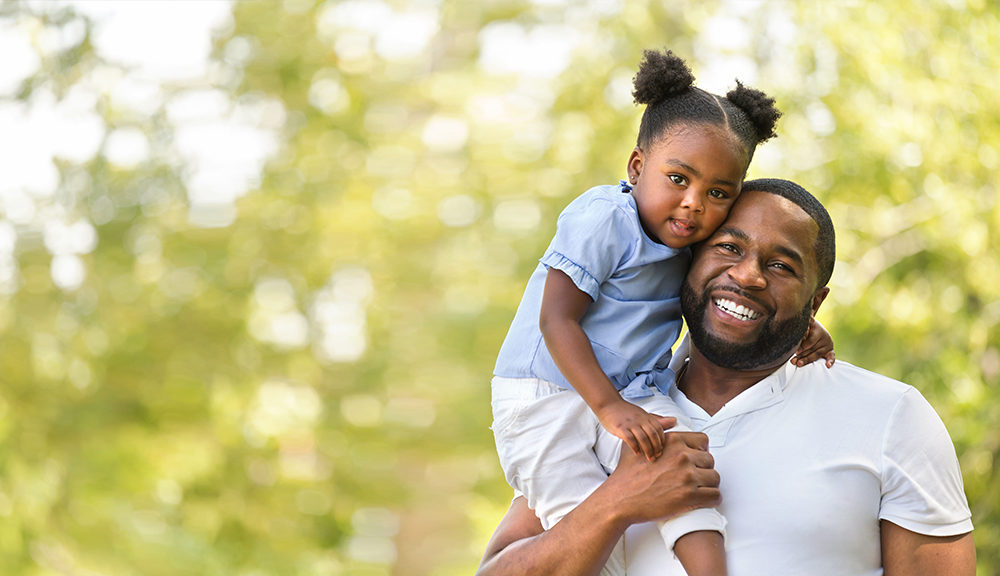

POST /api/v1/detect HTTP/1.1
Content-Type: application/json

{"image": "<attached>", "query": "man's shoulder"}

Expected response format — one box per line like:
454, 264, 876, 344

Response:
788, 360, 953, 451
826, 360, 911, 390
792, 359, 915, 408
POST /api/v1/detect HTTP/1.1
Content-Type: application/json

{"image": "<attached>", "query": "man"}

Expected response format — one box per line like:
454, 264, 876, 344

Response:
477, 179, 975, 575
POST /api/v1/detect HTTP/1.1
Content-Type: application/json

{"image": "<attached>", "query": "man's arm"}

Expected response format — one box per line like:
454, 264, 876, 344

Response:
476, 493, 625, 576
881, 520, 976, 576
878, 388, 976, 575
477, 430, 722, 576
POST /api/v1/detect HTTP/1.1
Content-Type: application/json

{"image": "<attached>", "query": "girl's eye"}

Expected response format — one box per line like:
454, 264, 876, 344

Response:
708, 189, 728, 199
669, 174, 687, 186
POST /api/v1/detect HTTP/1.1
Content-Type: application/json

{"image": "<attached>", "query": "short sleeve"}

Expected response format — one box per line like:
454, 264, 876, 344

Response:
879, 388, 973, 536
539, 197, 636, 301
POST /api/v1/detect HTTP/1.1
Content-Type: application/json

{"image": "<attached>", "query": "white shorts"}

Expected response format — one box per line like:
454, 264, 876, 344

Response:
491, 376, 726, 572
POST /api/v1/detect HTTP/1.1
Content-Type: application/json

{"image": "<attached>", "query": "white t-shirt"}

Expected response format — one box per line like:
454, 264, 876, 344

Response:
623, 341, 973, 575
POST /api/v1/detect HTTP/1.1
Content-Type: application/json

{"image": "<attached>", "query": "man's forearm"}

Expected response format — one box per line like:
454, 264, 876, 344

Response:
477, 488, 630, 576
478, 432, 722, 576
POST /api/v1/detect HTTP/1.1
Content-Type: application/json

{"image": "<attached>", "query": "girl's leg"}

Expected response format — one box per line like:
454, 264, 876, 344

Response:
491, 377, 627, 575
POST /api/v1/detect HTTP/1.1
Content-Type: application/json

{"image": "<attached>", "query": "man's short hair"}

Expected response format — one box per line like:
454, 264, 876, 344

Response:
741, 178, 836, 288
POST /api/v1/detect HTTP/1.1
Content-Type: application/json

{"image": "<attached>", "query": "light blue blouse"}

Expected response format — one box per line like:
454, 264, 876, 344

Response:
493, 183, 689, 398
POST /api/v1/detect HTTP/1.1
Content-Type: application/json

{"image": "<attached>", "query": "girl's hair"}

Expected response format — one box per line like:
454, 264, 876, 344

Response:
632, 49, 781, 168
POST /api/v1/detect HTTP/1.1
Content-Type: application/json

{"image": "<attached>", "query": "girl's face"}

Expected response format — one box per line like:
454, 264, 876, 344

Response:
626, 125, 746, 250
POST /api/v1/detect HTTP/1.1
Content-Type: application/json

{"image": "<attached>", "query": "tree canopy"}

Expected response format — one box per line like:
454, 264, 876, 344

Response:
0, 1, 997, 574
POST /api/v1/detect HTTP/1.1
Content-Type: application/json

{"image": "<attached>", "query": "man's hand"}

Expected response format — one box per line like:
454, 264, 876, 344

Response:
597, 400, 666, 461
604, 424, 722, 525
477, 422, 721, 576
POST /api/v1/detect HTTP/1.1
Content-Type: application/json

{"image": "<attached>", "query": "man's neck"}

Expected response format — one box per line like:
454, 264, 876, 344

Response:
677, 343, 791, 416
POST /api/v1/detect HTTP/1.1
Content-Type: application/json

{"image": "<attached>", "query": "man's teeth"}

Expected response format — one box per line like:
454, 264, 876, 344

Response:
714, 298, 761, 321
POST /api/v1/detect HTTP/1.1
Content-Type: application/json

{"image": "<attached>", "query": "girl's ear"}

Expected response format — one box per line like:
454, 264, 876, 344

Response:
626, 146, 644, 183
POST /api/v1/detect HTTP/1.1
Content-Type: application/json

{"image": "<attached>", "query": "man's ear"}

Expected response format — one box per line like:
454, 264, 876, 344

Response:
626, 147, 644, 183
811, 287, 830, 316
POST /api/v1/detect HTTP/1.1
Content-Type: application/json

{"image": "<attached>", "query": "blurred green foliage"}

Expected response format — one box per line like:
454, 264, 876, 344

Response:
0, 1, 998, 575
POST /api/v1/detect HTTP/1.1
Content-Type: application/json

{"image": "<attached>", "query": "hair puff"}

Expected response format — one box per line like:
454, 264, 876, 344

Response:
632, 49, 696, 107
726, 80, 782, 142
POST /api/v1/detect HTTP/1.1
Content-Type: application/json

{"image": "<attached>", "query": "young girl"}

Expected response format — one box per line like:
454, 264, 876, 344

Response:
490, 50, 833, 576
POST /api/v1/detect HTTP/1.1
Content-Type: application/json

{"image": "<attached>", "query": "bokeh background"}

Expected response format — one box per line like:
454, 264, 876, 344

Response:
0, 0, 997, 574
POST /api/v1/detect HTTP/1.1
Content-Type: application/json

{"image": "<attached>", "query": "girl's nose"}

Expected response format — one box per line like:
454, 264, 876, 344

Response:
680, 188, 704, 213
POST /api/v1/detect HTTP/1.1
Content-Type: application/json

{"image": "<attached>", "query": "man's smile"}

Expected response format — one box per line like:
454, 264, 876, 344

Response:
713, 297, 762, 322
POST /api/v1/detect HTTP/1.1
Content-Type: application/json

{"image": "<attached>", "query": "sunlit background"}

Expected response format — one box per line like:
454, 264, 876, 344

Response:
0, 0, 997, 574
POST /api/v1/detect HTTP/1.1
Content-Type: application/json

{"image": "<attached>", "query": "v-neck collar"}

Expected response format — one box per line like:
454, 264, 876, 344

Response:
668, 337, 796, 446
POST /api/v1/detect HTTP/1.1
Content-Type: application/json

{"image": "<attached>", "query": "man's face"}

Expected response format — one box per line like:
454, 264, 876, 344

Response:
680, 190, 829, 372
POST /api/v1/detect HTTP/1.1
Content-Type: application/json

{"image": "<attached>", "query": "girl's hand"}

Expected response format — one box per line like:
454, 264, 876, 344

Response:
792, 317, 835, 368
597, 400, 665, 461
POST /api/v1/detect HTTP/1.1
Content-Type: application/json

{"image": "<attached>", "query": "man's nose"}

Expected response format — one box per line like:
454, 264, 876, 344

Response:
726, 256, 766, 290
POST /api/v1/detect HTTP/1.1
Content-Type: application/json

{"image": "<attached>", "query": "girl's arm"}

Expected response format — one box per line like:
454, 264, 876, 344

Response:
791, 316, 835, 368
540, 268, 665, 460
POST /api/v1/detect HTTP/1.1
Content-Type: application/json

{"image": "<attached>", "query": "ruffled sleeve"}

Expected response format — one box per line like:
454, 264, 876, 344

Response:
539, 194, 637, 301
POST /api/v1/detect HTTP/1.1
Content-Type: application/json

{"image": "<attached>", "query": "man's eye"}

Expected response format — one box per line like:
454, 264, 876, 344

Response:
669, 174, 686, 185
719, 243, 739, 253
771, 262, 794, 273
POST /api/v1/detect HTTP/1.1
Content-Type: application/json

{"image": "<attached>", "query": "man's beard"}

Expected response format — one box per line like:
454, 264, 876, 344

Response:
680, 279, 813, 371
